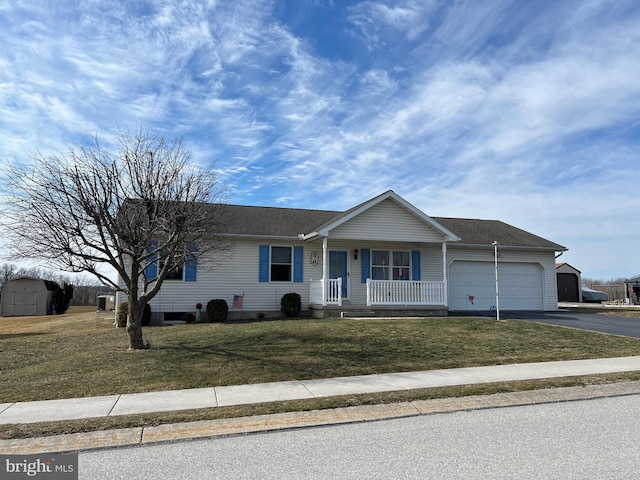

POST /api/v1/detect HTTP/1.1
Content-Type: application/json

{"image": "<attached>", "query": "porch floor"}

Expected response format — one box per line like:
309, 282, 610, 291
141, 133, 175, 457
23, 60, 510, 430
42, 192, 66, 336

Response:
309, 303, 448, 319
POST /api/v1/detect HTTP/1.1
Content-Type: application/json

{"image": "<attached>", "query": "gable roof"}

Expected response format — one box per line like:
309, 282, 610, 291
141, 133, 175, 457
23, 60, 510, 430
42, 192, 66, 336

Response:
433, 217, 566, 251
556, 262, 581, 272
302, 190, 459, 242
219, 191, 565, 251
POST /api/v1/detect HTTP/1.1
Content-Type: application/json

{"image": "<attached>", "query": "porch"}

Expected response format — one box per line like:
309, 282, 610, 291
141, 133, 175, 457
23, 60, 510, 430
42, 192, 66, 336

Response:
309, 278, 448, 318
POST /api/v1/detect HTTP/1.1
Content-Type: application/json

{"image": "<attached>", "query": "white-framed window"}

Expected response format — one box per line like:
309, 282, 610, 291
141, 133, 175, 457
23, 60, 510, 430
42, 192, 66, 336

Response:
157, 243, 198, 282
159, 252, 184, 281
145, 241, 197, 282
271, 246, 292, 282
393, 251, 410, 280
371, 250, 411, 281
371, 250, 390, 280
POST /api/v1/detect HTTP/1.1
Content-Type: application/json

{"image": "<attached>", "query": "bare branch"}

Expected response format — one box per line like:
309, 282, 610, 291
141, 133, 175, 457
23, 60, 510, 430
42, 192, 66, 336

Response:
0, 126, 229, 349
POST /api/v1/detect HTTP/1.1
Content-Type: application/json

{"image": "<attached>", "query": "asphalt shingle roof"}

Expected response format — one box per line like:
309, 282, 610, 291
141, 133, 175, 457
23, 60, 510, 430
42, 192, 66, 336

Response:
223, 204, 339, 237
432, 217, 566, 250
221, 204, 566, 250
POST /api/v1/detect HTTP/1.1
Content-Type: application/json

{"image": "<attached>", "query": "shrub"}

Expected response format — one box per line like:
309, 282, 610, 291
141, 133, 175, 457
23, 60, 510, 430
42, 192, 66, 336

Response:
182, 312, 196, 324
116, 302, 151, 327
207, 299, 228, 322
280, 292, 301, 318
52, 283, 73, 314
116, 302, 128, 328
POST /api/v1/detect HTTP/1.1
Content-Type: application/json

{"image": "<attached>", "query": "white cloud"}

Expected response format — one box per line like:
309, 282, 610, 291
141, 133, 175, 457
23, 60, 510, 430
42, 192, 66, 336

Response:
1, 0, 640, 279
348, 0, 439, 47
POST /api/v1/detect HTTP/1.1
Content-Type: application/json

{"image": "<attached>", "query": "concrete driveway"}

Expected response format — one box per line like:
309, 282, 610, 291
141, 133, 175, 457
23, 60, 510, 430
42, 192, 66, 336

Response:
501, 310, 640, 338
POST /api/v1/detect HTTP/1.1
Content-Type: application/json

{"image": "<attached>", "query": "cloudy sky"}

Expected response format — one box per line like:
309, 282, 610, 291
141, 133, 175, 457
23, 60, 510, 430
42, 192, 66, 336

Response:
1, 0, 639, 281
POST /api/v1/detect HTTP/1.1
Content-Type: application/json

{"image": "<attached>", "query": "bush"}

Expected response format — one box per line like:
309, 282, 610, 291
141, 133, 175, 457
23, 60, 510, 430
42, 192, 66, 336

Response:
116, 302, 128, 328
52, 283, 73, 314
118, 302, 151, 327
280, 292, 301, 318
182, 312, 196, 324
207, 299, 228, 322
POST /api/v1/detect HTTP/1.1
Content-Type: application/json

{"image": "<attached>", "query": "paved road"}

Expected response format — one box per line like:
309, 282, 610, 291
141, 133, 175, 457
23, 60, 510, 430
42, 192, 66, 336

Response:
79, 394, 640, 479
503, 310, 640, 338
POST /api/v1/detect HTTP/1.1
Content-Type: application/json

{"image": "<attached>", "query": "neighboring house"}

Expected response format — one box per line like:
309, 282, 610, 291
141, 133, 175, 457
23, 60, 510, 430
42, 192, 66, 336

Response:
119, 190, 567, 324
556, 263, 582, 303
1, 276, 59, 316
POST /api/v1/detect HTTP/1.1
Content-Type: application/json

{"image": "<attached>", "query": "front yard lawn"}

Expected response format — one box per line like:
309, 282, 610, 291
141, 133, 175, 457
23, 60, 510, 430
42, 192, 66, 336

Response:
2, 307, 640, 403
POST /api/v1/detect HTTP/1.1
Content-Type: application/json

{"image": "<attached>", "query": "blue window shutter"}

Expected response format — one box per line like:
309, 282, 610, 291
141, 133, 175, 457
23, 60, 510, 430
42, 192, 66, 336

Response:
412, 250, 421, 281
361, 248, 370, 283
144, 241, 158, 281
259, 245, 270, 282
185, 243, 197, 282
293, 246, 304, 282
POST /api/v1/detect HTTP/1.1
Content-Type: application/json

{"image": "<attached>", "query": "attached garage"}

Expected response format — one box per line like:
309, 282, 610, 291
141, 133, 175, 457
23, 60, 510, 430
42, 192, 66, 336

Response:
449, 261, 544, 311
432, 217, 566, 313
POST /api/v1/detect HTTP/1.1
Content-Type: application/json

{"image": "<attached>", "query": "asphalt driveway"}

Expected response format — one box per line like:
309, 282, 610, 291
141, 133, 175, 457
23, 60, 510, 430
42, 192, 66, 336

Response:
501, 310, 640, 338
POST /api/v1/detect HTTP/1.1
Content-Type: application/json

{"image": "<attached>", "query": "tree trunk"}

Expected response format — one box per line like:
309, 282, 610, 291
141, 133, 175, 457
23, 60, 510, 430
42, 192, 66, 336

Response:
126, 301, 147, 349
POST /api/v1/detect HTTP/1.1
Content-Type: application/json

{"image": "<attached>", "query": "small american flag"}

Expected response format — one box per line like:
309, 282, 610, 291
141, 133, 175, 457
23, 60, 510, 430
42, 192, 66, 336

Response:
467, 294, 474, 305
232, 294, 244, 308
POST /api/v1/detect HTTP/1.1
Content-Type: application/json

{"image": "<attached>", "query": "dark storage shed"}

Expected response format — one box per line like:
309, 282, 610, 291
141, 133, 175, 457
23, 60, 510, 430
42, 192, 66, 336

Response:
556, 263, 581, 303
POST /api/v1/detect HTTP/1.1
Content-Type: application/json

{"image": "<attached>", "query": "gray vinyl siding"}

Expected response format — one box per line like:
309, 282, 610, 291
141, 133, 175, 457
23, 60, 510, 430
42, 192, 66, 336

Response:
421, 244, 447, 282
147, 239, 313, 316
124, 240, 556, 315
330, 198, 447, 242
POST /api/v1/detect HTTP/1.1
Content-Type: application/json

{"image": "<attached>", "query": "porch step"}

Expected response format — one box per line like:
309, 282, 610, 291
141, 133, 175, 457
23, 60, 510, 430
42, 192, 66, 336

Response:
340, 310, 377, 318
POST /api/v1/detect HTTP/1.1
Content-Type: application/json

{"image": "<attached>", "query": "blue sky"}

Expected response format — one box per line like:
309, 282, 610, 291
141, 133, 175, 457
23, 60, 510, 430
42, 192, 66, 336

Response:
1, 0, 639, 281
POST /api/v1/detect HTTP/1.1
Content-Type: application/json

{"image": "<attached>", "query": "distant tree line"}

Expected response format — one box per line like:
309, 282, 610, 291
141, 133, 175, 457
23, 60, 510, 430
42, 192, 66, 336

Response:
0, 263, 110, 306
582, 275, 640, 303
582, 275, 640, 288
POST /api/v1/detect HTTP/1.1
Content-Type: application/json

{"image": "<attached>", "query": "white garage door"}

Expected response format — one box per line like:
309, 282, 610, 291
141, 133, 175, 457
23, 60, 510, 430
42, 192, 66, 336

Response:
449, 261, 543, 311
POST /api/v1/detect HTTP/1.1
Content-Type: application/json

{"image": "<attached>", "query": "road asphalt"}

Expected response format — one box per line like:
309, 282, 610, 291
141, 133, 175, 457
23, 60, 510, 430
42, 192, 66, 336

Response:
2, 356, 640, 455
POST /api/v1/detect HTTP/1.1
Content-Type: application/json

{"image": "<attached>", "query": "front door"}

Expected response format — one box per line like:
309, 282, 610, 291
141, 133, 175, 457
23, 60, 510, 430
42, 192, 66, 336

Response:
329, 251, 348, 298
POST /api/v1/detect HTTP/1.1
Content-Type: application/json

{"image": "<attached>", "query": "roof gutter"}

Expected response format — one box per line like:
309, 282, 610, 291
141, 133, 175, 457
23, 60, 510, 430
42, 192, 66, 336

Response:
299, 232, 322, 241
451, 243, 568, 252
224, 233, 305, 241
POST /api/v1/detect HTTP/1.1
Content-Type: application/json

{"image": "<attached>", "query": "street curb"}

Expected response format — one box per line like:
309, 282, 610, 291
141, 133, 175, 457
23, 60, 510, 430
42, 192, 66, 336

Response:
3, 380, 640, 455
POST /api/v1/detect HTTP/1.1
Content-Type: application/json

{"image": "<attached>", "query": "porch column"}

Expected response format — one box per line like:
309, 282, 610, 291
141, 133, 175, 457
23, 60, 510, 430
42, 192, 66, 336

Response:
442, 242, 448, 306
322, 237, 328, 306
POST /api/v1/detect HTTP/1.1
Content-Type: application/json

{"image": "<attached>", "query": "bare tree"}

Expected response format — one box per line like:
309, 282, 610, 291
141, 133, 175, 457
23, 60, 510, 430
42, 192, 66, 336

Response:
1, 127, 228, 349
0, 263, 17, 292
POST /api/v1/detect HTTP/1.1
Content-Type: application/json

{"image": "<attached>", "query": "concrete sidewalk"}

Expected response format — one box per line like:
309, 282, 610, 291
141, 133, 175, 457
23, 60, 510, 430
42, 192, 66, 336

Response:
2, 356, 640, 426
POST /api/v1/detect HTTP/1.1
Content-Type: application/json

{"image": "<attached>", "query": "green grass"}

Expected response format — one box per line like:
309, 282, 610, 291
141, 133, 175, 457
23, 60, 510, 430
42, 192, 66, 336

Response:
2, 306, 640, 439
2, 307, 640, 403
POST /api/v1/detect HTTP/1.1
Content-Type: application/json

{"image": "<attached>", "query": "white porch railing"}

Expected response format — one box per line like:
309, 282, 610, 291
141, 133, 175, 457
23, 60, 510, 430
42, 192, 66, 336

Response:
366, 279, 445, 306
310, 278, 343, 306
